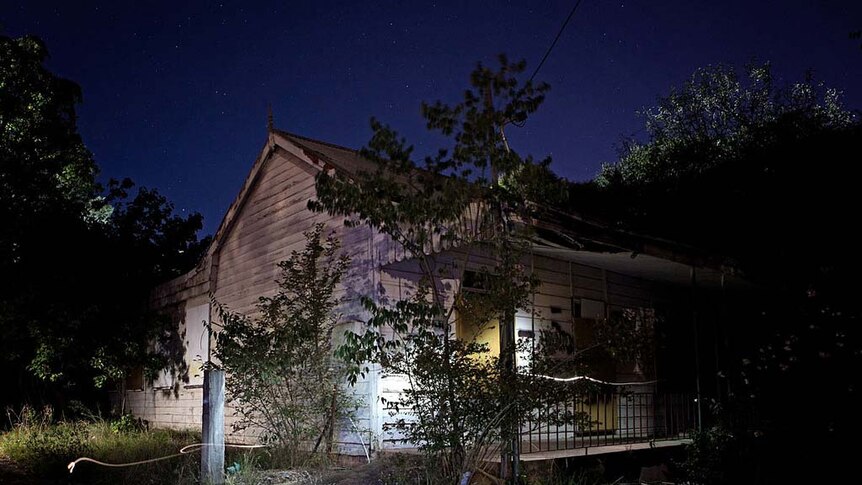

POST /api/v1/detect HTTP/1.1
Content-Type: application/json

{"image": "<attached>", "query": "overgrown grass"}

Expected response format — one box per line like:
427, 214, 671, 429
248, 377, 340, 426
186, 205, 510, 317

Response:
0, 406, 638, 484
0, 406, 332, 484
0, 406, 201, 483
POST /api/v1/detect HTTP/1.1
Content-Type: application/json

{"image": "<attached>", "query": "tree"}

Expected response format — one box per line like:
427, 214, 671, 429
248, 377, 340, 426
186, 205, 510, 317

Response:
593, 62, 862, 482
85, 178, 210, 394
596, 62, 854, 189
210, 224, 353, 465
0, 35, 99, 195
314, 56, 635, 483
2, 176, 208, 410
0, 34, 208, 412
592, 63, 858, 282
1, 34, 100, 273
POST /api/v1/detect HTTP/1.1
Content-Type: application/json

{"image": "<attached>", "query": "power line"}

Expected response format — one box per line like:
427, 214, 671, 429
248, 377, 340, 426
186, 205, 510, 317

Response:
529, 0, 585, 84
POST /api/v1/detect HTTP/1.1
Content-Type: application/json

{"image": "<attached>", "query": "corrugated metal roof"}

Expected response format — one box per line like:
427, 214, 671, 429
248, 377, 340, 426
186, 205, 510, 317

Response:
275, 129, 378, 176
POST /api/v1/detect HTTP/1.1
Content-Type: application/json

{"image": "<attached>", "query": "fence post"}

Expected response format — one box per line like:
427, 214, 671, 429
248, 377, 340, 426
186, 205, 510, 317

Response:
202, 369, 225, 485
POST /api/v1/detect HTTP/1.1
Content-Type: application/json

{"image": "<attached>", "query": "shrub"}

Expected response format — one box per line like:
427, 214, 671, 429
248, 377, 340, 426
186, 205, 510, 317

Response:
212, 224, 355, 467
677, 424, 736, 485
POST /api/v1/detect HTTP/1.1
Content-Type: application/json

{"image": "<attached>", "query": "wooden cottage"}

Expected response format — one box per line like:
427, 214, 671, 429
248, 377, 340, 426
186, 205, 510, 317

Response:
123, 127, 746, 458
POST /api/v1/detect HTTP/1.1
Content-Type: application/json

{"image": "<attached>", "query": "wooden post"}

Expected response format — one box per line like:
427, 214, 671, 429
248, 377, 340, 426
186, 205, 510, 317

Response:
202, 369, 225, 485
499, 309, 520, 482
690, 267, 702, 431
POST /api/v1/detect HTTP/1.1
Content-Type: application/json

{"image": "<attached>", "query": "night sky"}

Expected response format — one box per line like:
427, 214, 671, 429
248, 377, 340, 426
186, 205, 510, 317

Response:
3, 1, 861, 236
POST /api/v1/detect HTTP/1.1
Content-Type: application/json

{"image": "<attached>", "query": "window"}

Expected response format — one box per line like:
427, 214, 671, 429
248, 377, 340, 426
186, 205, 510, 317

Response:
456, 270, 501, 358
125, 366, 144, 391
456, 291, 500, 358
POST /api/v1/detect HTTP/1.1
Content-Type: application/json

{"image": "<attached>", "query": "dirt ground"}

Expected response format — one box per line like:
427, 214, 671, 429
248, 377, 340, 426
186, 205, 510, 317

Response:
254, 460, 405, 485
0, 456, 58, 484
0, 460, 373, 485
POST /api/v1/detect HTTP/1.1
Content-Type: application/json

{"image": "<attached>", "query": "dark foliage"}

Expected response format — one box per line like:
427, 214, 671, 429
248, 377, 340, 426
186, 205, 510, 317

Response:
592, 63, 862, 482
0, 35, 209, 415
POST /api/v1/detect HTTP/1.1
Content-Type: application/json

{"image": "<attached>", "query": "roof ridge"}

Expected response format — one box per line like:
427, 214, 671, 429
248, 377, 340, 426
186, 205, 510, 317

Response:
274, 129, 360, 154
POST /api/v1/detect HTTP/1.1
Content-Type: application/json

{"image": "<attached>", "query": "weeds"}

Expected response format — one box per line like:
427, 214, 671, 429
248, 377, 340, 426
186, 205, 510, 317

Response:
224, 451, 265, 485
0, 405, 201, 483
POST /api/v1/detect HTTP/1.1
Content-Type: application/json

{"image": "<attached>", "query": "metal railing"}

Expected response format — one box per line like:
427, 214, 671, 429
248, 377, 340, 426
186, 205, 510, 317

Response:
520, 391, 697, 454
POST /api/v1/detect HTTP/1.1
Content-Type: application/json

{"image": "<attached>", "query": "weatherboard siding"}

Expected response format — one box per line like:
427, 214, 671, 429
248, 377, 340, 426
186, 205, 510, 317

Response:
213, 151, 328, 315
125, 143, 380, 453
